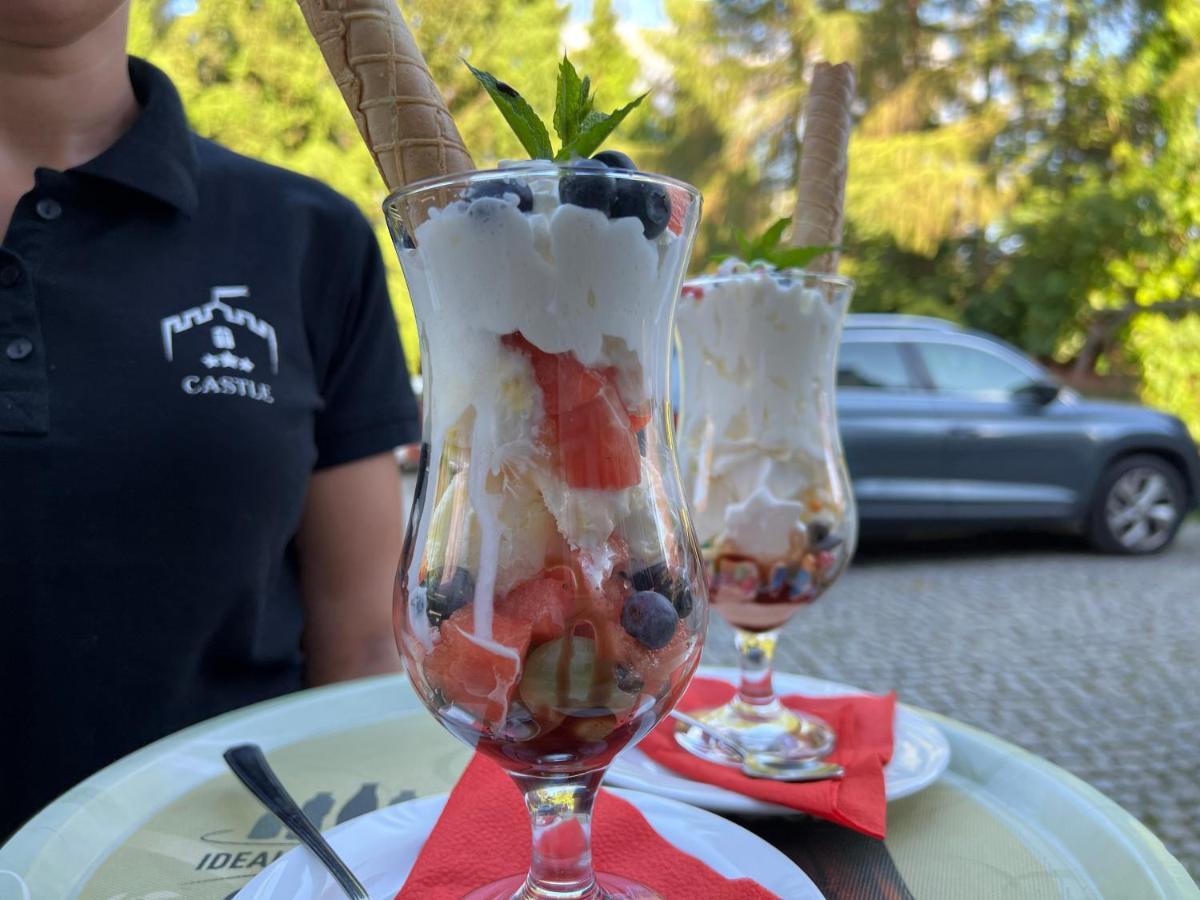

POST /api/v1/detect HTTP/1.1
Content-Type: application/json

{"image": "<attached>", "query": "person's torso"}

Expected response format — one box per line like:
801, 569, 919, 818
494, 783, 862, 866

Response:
0, 110, 362, 835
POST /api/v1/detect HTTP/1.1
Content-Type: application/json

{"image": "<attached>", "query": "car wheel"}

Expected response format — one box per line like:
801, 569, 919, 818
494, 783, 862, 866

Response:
1088, 454, 1186, 554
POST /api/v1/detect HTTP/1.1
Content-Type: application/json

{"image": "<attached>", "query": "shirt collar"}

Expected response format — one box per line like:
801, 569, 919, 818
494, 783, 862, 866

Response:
72, 57, 199, 216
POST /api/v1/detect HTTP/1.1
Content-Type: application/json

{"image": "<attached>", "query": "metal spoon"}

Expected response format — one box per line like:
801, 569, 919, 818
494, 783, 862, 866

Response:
223, 743, 369, 900
670, 711, 845, 782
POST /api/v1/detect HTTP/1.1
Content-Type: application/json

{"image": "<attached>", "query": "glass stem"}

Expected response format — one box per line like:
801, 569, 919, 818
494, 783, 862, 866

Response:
733, 628, 781, 715
511, 768, 607, 900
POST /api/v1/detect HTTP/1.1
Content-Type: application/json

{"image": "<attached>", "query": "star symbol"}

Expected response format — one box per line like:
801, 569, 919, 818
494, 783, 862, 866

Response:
201, 353, 221, 369
237, 357, 255, 373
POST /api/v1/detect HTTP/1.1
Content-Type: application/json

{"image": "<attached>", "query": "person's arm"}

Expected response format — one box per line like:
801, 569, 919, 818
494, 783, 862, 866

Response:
296, 451, 405, 685
296, 197, 419, 683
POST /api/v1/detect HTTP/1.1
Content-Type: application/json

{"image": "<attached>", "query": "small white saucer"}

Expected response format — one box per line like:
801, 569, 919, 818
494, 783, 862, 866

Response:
606, 667, 950, 815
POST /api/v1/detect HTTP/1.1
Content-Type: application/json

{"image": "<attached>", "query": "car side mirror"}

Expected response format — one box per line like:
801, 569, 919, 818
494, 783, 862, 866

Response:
1013, 381, 1060, 405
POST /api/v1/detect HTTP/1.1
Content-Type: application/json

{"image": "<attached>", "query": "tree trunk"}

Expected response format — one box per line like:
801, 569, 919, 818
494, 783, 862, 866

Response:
1073, 297, 1200, 377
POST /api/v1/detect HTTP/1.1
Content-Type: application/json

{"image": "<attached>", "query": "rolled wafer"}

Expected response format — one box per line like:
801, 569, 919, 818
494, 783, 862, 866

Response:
792, 61, 856, 273
296, 0, 474, 190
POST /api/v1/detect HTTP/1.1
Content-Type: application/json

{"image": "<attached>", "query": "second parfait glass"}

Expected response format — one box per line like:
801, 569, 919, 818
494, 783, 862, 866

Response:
674, 266, 855, 766
388, 165, 706, 899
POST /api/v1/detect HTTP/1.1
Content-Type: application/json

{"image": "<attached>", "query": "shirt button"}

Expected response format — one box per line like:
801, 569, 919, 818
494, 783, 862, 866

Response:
6, 338, 34, 361
0, 265, 20, 288
36, 198, 63, 221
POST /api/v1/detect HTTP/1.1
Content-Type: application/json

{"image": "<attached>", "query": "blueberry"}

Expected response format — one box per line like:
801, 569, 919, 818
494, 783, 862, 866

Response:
559, 158, 614, 213
610, 180, 671, 239
426, 567, 474, 623
789, 569, 813, 598
587, 151, 671, 238
620, 590, 678, 650
615, 664, 644, 694
466, 178, 533, 213
769, 565, 790, 592
631, 562, 693, 619
807, 521, 844, 552
592, 150, 638, 170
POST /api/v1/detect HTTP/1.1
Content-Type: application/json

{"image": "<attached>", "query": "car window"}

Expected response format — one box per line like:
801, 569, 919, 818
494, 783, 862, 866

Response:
916, 341, 1034, 395
837, 341, 913, 389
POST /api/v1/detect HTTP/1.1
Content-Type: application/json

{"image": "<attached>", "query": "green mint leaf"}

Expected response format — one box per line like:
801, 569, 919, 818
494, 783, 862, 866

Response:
554, 111, 607, 160
735, 229, 754, 261
768, 245, 836, 269
554, 56, 584, 148
580, 76, 594, 118
578, 110, 607, 131
465, 60, 553, 159
562, 93, 647, 160
759, 217, 792, 254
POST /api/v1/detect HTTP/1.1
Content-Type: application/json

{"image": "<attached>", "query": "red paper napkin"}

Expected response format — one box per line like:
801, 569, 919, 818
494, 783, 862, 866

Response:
638, 677, 896, 839
396, 752, 779, 899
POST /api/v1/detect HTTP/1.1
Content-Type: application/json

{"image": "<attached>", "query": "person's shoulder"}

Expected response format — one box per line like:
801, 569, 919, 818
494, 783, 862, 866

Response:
192, 136, 372, 234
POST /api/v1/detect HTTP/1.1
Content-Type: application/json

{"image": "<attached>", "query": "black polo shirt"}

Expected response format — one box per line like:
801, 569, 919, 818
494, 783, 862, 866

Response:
0, 58, 418, 836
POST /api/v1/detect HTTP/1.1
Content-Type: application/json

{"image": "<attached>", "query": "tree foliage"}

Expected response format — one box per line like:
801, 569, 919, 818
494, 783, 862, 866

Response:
649, 0, 1200, 436
129, 0, 1200, 436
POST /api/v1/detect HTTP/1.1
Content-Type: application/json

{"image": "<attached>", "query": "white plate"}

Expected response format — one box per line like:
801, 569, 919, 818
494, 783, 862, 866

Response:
606, 666, 950, 815
236, 788, 821, 900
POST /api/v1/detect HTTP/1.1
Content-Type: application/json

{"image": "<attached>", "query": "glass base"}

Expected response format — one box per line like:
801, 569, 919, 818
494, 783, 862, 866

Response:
464, 873, 661, 900
674, 698, 835, 765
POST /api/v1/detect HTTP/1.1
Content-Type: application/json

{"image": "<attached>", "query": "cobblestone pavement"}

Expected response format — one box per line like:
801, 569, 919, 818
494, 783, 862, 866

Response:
702, 521, 1200, 878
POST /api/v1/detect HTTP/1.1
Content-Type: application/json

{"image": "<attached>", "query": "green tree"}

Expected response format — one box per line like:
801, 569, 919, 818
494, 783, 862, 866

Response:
648, 0, 840, 262
575, 0, 640, 101
1097, 0, 1200, 434
649, 0, 1013, 280
127, 0, 1200, 436
400, 0, 566, 163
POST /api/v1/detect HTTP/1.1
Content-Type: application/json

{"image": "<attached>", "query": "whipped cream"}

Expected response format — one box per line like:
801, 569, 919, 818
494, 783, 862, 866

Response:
722, 486, 806, 560
406, 183, 684, 440
676, 266, 850, 557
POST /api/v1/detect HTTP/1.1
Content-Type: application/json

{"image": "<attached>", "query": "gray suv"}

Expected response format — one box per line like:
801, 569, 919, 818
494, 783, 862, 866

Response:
837, 315, 1200, 553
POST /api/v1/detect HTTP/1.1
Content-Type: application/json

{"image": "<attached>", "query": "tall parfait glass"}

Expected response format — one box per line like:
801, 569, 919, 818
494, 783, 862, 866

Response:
386, 164, 707, 900
674, 267, 855, 766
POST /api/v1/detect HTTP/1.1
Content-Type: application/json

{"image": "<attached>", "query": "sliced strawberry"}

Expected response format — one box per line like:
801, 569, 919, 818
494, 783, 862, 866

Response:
538, 413, 560, 448
502, 332, 604, 415
598, 365, 651, 432
599, 570, 633, 625
627, 403, 652, 432
424, 607, 532, 728
540, 354, 605, 415
501, 566, 578, 644
556, 382, 641, 490
500, 331, 536, 356
554, 536, 633, 628
666, 185, 690, 236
